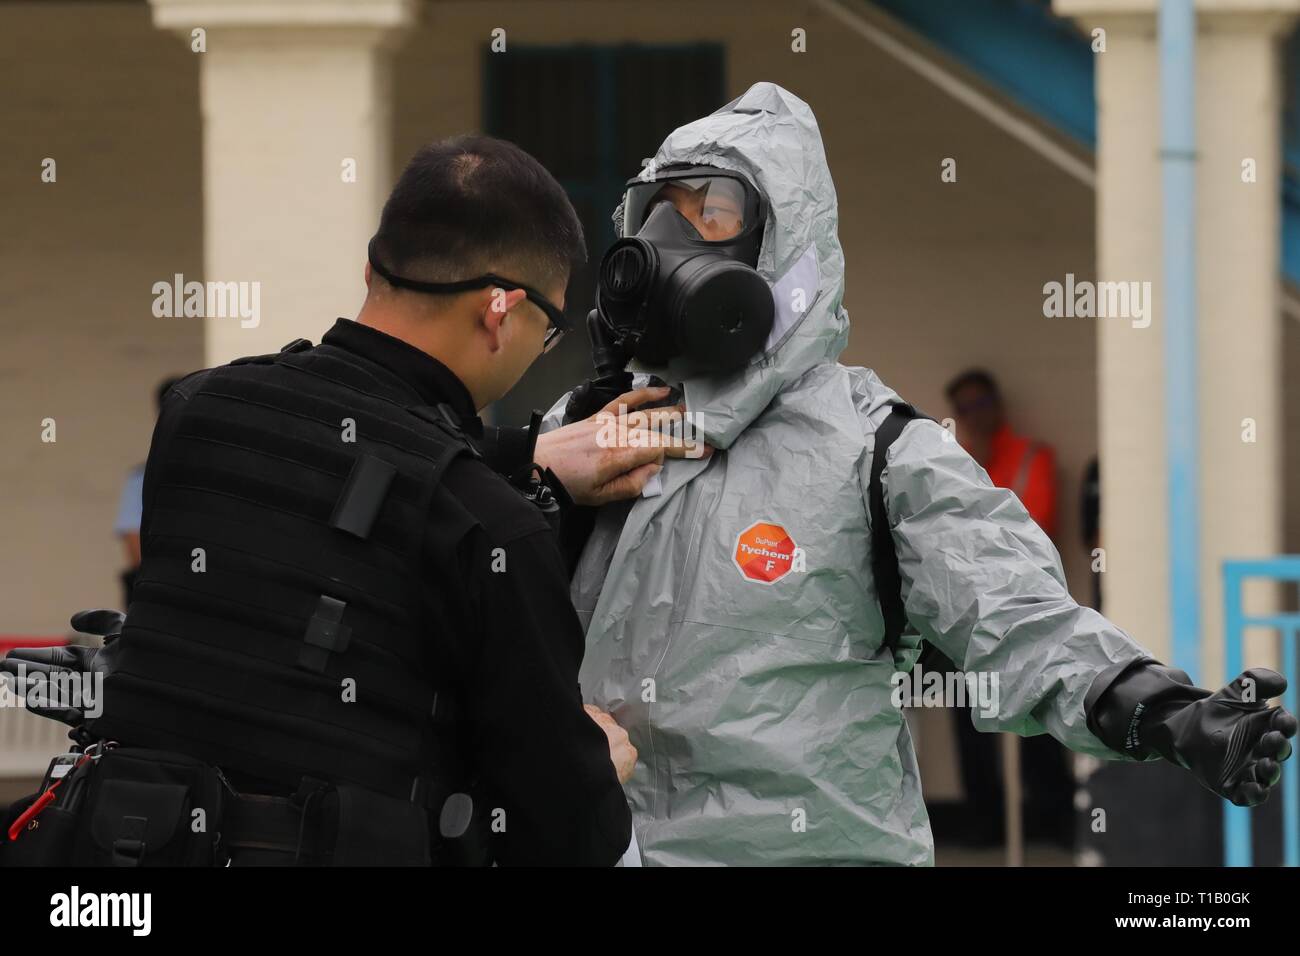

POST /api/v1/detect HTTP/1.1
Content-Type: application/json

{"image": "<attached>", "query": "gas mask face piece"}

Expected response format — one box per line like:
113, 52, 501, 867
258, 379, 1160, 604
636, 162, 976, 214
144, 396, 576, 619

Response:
595, 166, 774, 374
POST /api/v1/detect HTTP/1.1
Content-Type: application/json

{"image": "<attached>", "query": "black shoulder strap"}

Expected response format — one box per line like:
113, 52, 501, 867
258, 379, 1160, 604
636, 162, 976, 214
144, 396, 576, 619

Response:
408, 403, 483, 463
869, 402, 931, 654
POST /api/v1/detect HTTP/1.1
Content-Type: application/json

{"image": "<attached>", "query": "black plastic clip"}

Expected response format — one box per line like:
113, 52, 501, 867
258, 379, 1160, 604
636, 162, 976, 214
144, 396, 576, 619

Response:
111, 816, 148, 867
329, 454, 397, 540
298, 595, 351, 673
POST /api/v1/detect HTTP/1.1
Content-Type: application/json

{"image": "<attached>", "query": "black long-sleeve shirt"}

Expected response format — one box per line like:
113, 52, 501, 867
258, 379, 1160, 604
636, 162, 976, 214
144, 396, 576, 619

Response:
144, 318, 631, 866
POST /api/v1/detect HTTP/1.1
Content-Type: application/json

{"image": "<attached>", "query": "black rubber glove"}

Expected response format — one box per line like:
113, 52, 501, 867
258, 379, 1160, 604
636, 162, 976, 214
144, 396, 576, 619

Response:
1087, 659, 1296, 807
0, 609, 123, 725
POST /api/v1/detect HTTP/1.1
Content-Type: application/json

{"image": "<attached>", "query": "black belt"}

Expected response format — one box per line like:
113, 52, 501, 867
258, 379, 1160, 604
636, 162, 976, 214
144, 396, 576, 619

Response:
223, 791, 334, 866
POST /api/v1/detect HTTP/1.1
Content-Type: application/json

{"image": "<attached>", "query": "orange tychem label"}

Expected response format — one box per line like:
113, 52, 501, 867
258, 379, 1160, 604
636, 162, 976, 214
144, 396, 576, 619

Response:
733, 522, 797, 584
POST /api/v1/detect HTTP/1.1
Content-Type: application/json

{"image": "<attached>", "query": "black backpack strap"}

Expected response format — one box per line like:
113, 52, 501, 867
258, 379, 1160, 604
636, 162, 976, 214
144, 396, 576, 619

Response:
869, 402, 932, 655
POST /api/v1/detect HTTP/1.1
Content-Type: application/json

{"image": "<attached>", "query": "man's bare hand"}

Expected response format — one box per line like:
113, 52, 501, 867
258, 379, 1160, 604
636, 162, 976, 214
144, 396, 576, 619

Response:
584, 704, 637, 784
534, 386, 711, 506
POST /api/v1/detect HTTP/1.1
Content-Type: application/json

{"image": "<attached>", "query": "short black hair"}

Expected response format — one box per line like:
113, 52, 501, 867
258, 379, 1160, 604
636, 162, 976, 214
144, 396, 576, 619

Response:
945, 368, 1001, 402
370, 135, 585, 293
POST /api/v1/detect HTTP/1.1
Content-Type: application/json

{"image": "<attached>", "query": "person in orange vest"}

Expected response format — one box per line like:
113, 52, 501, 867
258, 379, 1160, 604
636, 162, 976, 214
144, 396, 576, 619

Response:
940, 368, 1072, 847
947, 369, 1058, 538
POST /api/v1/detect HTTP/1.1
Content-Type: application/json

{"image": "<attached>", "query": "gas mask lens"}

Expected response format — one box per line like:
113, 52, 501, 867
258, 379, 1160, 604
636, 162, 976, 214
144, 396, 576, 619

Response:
623, 175, 753, 242
595, 166, 774, 374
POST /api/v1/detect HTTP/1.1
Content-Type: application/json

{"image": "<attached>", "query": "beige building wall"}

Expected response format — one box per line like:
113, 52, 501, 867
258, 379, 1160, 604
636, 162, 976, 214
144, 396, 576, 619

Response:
0, 2, 204, 636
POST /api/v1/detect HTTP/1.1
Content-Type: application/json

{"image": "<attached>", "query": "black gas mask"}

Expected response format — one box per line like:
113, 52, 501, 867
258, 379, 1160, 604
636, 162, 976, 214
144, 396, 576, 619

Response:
565, 166, 774, 424
595, 166, 773, 374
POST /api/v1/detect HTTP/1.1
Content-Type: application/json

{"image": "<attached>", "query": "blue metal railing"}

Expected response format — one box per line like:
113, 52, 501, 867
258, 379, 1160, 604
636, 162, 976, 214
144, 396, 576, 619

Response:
1223, 557, 1300, 867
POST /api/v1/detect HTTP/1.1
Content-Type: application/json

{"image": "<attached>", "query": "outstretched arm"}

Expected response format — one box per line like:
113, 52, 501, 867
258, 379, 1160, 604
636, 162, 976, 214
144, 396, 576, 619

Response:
880, 416, 1149, 757
880, 417, 1295, 804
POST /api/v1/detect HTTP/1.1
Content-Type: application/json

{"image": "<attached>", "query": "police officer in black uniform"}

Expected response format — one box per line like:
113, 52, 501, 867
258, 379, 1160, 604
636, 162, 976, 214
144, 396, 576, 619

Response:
2, 136, 638, 867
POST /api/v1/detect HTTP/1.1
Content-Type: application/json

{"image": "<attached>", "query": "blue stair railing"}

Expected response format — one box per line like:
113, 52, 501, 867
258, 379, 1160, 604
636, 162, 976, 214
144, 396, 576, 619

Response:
1222, 557, 1300, 867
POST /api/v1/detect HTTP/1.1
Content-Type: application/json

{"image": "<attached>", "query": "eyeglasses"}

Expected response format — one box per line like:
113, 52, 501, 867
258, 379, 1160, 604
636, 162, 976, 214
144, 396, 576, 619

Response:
367, 239, 569, 352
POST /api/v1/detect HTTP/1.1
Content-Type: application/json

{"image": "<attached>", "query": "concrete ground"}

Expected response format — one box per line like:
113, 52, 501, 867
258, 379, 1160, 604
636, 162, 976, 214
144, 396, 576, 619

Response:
935, 842, 1076, 866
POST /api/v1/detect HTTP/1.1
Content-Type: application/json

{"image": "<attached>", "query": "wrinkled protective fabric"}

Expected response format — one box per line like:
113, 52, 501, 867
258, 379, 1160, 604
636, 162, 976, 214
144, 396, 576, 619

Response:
544, 82, 1151, 865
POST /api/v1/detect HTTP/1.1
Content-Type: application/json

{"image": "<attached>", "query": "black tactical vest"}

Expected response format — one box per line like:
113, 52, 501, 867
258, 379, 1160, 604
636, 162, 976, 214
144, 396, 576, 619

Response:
89, 339, 474, 805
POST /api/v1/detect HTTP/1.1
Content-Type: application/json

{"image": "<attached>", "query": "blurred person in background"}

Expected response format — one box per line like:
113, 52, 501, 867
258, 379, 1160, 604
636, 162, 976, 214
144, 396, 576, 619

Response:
947, 369, 1058, 537
114, 376, 184, 607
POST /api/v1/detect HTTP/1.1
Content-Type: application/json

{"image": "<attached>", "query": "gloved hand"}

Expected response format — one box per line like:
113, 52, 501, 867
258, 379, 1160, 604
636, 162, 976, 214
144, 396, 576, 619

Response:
1088, 660, 1296, 806
0, 609, 123, 725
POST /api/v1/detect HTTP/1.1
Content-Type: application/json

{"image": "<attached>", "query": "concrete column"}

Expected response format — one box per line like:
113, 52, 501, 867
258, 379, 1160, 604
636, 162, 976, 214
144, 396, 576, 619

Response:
1057, 1, 1171, 660
1057, 0, 1293, 678
1194, 3, 1293, 684
149, 0, 417, 363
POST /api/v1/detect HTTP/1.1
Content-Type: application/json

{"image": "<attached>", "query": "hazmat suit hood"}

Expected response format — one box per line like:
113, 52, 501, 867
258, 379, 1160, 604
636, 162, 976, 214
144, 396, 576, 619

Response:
622, 81, 848, 449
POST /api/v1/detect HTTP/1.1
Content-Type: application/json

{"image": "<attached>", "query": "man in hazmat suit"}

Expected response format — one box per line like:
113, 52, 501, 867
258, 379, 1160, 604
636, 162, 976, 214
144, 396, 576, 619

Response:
545, 82, 1295, 866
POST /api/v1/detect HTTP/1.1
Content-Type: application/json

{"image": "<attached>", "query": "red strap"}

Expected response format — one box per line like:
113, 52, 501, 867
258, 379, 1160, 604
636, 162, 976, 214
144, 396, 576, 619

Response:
6, 754, 91, 842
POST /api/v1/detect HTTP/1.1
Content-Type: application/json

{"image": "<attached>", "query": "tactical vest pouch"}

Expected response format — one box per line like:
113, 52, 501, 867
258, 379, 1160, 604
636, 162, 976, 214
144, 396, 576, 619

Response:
1, 750, 102, 867
1, 792, 80, 867
321, 783, 431, 866
72, 748, 226, 867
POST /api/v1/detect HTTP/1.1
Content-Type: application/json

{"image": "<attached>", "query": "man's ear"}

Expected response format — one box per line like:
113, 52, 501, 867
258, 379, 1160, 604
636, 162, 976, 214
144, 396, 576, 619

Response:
480, 287, 528, 351
363, 261, 372, 288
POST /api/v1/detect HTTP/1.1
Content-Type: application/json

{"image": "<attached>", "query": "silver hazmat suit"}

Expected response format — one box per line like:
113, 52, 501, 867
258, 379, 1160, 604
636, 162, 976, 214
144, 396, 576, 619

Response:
543, 82, 1151, 866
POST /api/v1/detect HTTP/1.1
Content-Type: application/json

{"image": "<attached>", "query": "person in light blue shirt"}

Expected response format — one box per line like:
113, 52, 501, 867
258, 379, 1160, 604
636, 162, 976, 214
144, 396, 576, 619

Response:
115, 378, 182, 605
114, 464, 144, 540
